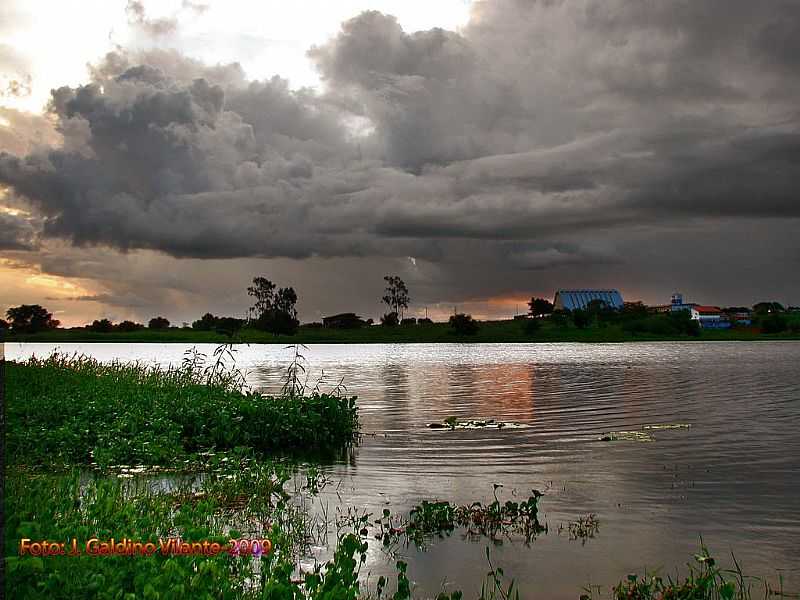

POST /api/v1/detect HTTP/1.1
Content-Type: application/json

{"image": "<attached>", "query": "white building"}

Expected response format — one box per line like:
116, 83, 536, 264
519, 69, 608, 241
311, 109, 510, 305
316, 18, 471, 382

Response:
690, 305, 730, 329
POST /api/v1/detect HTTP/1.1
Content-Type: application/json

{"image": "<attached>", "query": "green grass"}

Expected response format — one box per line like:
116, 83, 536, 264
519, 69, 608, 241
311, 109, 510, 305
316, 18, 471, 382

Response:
6, 317, 800, 343
6, 354, 358, 468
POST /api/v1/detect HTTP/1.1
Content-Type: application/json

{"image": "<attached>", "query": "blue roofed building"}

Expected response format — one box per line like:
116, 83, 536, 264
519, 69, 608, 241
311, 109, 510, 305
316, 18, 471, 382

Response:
553, 289, 624, 311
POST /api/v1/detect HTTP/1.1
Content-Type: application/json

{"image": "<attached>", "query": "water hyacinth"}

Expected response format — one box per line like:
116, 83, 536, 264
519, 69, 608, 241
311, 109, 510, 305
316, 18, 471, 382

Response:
6, 353, 359, 468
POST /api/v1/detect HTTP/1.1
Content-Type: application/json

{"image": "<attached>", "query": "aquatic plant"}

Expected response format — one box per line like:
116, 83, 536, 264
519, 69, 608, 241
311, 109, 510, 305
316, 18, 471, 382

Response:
564, 514, 599, 544
375, 488, 547, 548
6, 353, 359, 468
582, 543, 779, 600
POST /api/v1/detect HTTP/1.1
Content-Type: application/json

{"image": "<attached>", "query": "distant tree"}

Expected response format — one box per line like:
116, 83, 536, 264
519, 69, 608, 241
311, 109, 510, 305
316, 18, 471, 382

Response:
115, 320, 144, 332
382, 276, 410, 321
88, 318, 114, 333
192, 313, 218, 330
248, 277, 277, 317
274, 287, 298, 320
753, 302, 784, 314
6, 304, 60, 333
0, 318, 8, 331
572, 309, 591, 329
380, 311, 399, 327
401, 317, 417, 326
148, 316, 170, 329
528, 297, 553, 316
248, 277, 299, 335
215, 317, 245, 337
418, 317, 433, 325
722, 307, 750, 314
449, 313, 479, 335
623, 301, 648, 314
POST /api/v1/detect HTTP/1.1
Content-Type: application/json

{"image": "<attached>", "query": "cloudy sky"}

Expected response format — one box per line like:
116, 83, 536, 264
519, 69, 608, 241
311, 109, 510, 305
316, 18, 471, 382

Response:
1, 0, 798, 326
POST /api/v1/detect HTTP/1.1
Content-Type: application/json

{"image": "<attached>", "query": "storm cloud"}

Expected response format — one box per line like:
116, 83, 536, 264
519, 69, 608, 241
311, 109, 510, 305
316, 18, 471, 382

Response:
1, 0, 799, 318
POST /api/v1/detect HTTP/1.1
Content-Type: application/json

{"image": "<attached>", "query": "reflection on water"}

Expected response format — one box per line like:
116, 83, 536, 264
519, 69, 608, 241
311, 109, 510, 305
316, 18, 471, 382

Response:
7, 341, 800, 598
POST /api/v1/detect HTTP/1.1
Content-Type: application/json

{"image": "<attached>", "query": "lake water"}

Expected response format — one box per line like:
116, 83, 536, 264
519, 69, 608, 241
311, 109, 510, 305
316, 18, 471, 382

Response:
6, 341, 800, 598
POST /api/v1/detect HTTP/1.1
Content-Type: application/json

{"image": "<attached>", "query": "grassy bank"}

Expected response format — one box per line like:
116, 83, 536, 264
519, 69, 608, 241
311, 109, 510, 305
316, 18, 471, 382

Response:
5, 316, 800, 344
6, 354, 358, 468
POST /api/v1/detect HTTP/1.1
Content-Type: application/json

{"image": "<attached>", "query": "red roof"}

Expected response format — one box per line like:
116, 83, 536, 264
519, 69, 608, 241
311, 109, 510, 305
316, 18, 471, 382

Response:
694, 305, 721, 315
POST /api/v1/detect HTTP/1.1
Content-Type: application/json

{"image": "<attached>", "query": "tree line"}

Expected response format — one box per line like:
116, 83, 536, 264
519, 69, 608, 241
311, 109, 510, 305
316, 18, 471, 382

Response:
2, 285, 796, 336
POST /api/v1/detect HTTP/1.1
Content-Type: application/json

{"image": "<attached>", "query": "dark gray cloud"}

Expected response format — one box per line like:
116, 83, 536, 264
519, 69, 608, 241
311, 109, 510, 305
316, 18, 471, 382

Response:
1, 0, 799, 316
0, 211, 37, 250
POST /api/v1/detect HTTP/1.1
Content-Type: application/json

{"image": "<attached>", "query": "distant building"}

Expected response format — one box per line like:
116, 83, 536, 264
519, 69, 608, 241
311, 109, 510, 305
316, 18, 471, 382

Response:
650, 292, 697, 314
322, 313, 368, 329
691, 306, 731, 329
723, 308, 752, 326
553, 289, 624, 311
669, 292, 697, 313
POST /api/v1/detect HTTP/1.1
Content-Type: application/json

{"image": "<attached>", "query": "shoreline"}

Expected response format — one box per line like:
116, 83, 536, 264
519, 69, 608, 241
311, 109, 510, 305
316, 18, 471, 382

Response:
4, 323, 800, 344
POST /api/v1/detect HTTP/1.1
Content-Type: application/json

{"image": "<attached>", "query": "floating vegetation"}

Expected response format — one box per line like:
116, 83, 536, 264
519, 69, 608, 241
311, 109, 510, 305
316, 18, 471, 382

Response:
582, 543, 786, 600
6, 353, 359, 468
426, 418, 530, 431
563, 514, 600, 544
375, 487, 547, 547
600, 422, 692, 442
599, 430, 655, 442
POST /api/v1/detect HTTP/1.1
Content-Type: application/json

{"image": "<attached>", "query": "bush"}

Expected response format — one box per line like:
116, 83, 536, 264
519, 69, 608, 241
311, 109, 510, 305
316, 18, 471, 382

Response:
418, 317, 433, 325
401, 318, 417, 326
449, 313, 479, 335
